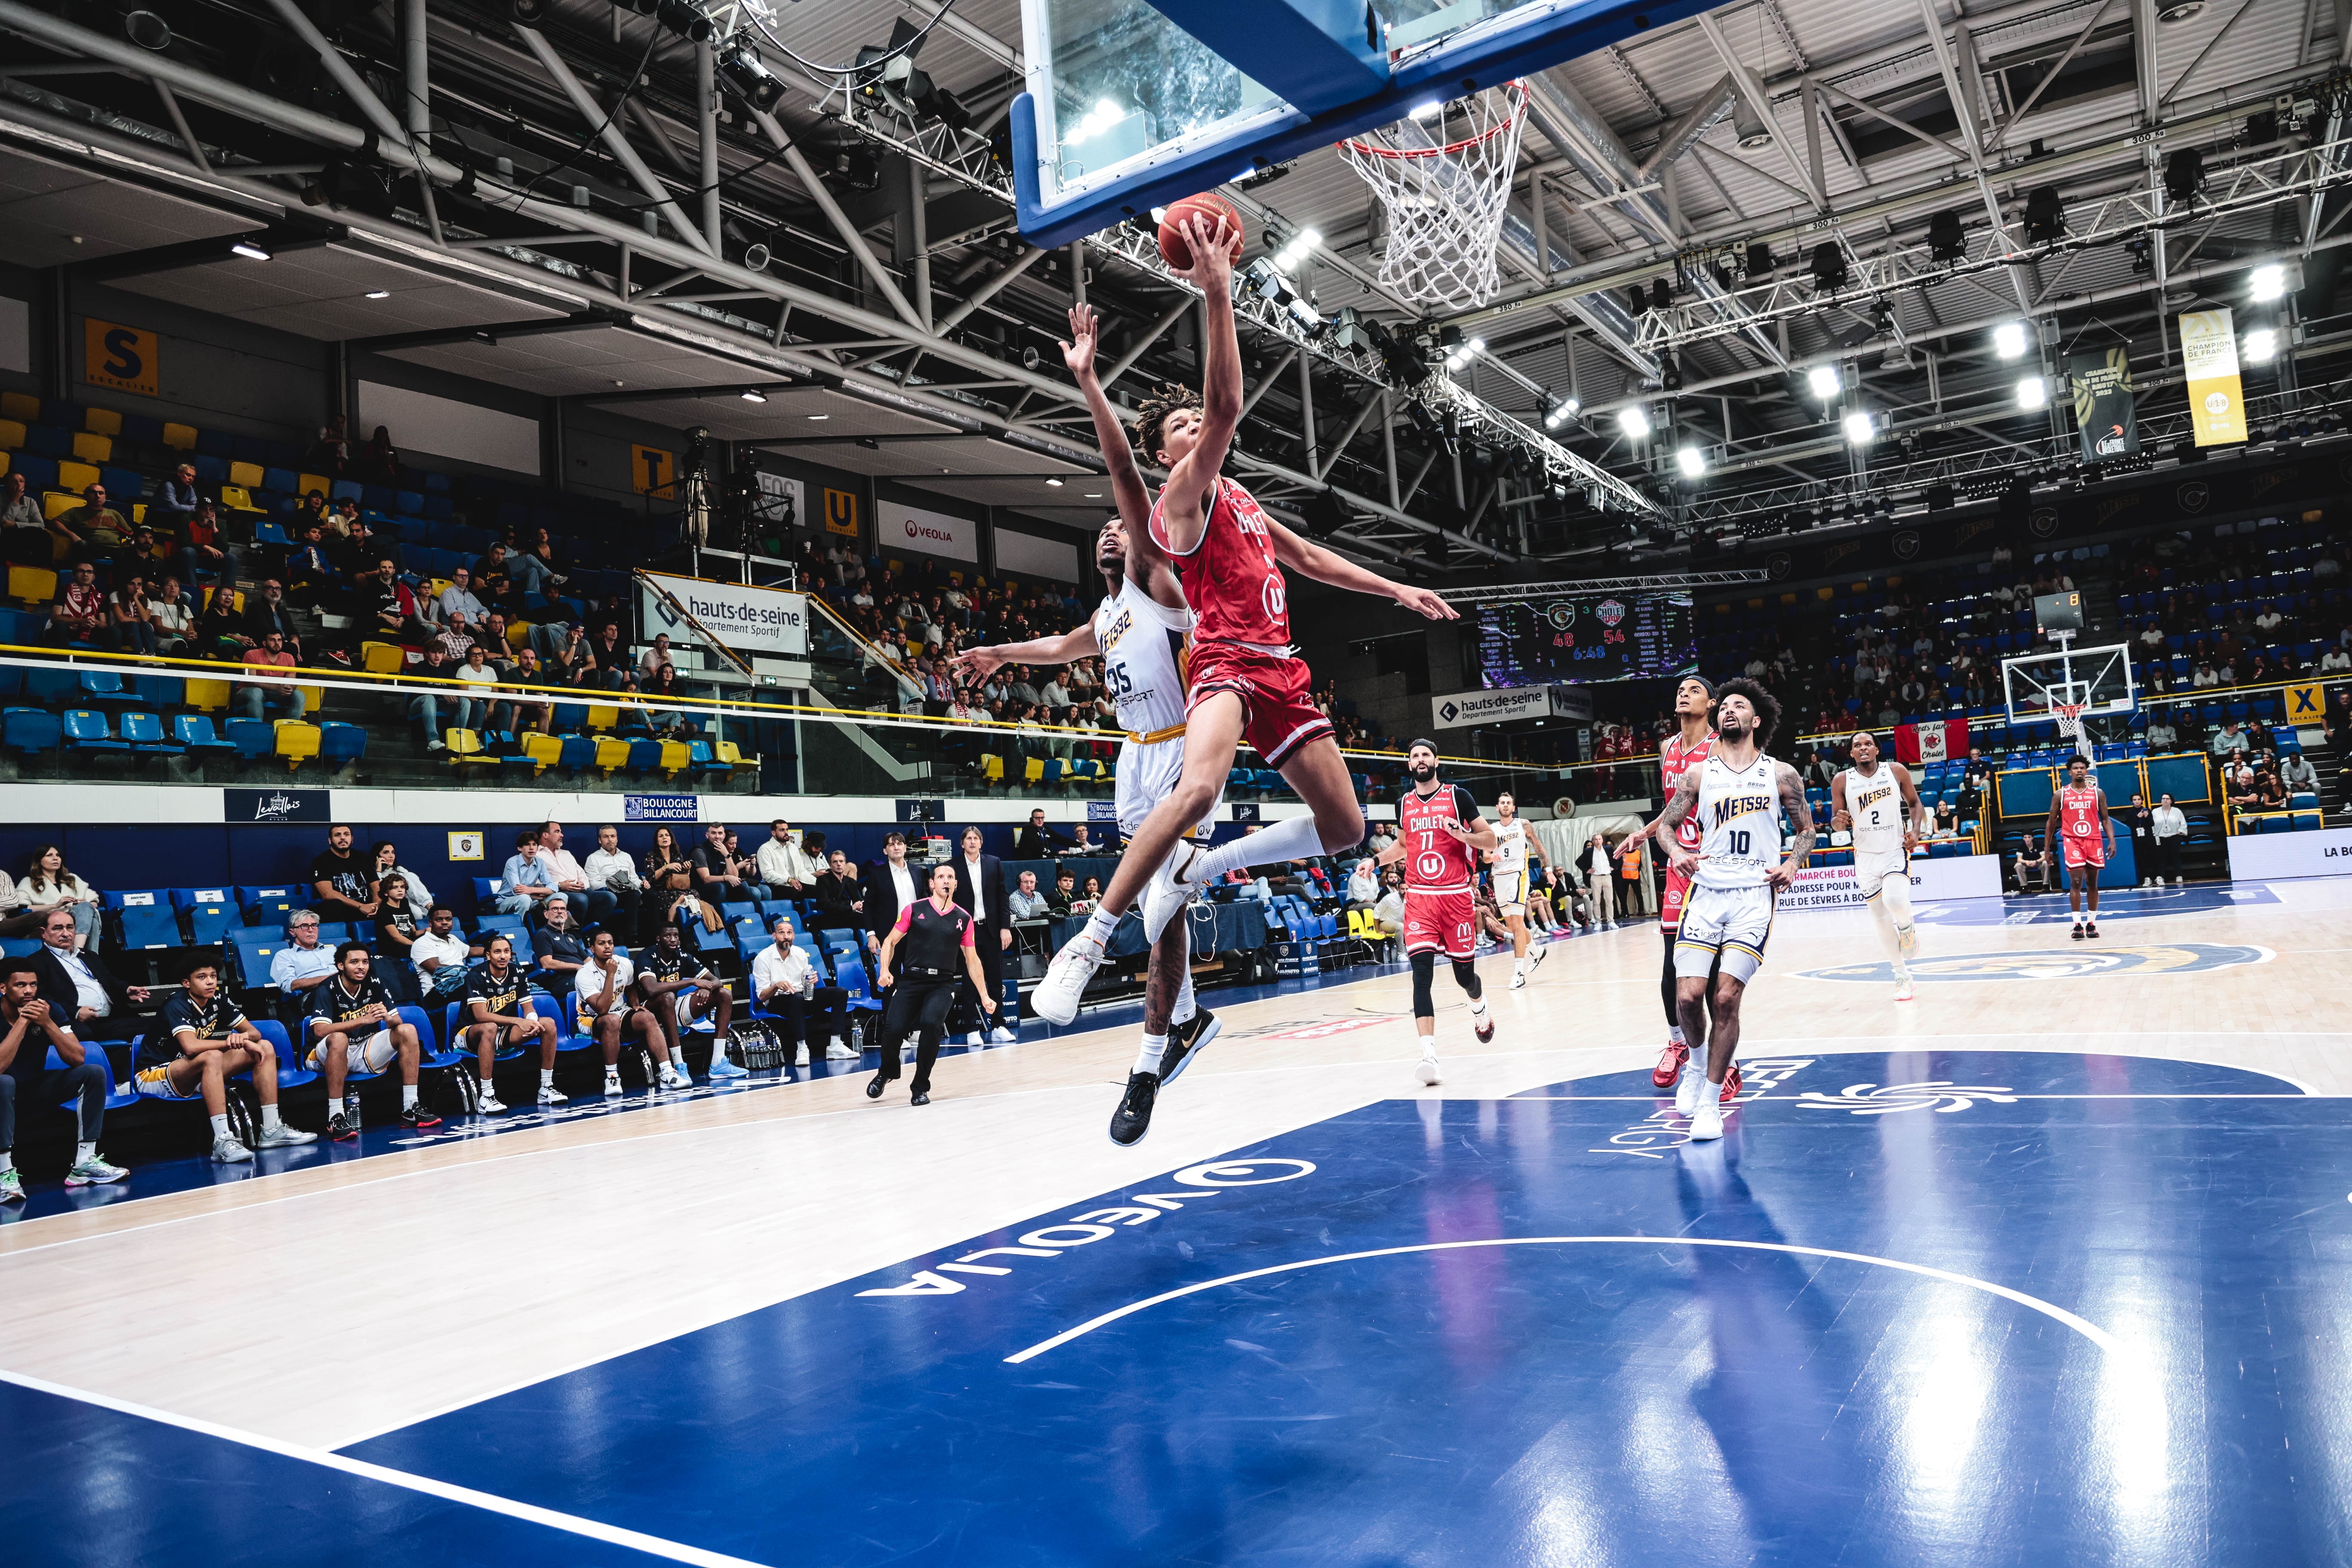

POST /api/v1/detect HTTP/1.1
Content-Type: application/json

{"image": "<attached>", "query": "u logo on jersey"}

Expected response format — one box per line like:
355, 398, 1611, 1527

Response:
1262, 574, 1286, 623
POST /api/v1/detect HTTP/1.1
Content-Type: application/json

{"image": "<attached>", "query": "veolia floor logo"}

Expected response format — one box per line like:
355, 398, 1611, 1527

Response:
1792, 943, 2272, 983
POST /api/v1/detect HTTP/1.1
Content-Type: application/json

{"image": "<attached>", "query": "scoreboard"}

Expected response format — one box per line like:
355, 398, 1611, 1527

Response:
1476, 592, 1698, 687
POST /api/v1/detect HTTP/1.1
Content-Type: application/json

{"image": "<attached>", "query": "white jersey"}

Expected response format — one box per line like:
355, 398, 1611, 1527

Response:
1091, 578, 1191, 738
1693, 750, 1783, 890
1491, 818, 1530, 877
1839, 764, 1907, 854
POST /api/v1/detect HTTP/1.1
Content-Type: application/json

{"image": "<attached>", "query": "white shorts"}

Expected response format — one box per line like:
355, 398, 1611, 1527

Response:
1492, 869, 1527, 916
1115, 733, 1222, 841
308, 1029, 400, 1075
1853, 845, 1910, 900
1674, 882, 1776, 984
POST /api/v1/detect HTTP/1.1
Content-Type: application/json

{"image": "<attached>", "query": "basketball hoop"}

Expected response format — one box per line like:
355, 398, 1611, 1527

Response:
1338, 82, 1527, 309
2053, 702, 2086, 738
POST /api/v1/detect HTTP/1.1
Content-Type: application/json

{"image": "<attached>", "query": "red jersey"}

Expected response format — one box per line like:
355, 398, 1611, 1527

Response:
1660, 729, 1717, 850
1397, 783, 1480, 894
1150, 475, 1288, 649
2058, 784, 2102, 843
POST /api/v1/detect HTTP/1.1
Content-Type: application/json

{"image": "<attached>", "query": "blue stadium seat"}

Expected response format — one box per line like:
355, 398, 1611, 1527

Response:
62, 709, 127, 751
239, 886, 302, 923
318, 721, 368, 763
119, 712, 183, 755
171, 714, 236, 756
3, 708, 60, 756
224, 718, 276, 761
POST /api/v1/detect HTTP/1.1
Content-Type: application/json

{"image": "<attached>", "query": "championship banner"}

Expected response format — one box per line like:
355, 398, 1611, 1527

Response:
2065, 348, 2137, 461
2179, 309, 2248, 447
1893, 718, 1969, 766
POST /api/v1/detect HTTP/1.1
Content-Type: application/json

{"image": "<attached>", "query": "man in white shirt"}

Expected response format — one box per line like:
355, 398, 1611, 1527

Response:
410, 904, 472, 1002
2149, 793, 2189, 883
749, 916, 851, 1064
537, 821, 617, 928
1008, 871, 1051, 921
2191, 663, 2220, 689
639, 633, 677, 683
866, 831, 920, 960
754, 820, 821, 897
580, 824, 643, 937
2255, 605, 2284, 634
2281, 751, 2318, 795
574, 928, 680, 1093
2144, 716, 2177, 751
2321, 646, 2352, 674
1346, 858, 1380, 907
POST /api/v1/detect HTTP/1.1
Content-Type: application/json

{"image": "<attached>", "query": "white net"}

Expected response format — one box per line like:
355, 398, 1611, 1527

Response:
2053, 703, 2084, 738
1338, 82, 1526, 309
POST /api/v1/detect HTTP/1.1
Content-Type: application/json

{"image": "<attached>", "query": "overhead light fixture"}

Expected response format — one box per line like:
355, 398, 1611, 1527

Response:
1926, 209, 1966, 262
2015, 374, 2048, 410
655, 0, 710, 41
1443, 335, 1482, 373
1045, 477, 1064, 487
1806, 364, 1841, 400
1084, 491, 1103, 498
1676, 445, 1706, 478
1810, 241, 1848, 292
1733, 100, 1771, 150
2023, 184, 2065, 243
1843, 409, 1876, 444
2242, 327, 2278, 363
1619, 405, 1652, 439
1408, 99, 1444, 120
364, 289, 390, 300
1659, 350, 1683, 392
807, 413, 829, 421
740, 389, 768, 403
2163, 147, 2205, 204
1993, 320, 2030, 360
1275, 227, 1322, 270
2249, 262, 2287, 301
230, 239, 272, 261
1544, 395, 1580, 429
718, 43, 788, 113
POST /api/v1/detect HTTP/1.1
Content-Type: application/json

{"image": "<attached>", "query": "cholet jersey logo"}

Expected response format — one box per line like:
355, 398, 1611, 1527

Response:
1793, 942, 2272, 984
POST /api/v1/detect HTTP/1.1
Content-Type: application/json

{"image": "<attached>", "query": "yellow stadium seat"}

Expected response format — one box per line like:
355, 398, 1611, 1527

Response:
716, 740, 745, 767
184, 678, 232, 711
297, 472, 330, 499
84, 407, 121, 437
445, 729, 498, 769
228, 460, 265, 490
9, 565, 56, 608
70, 432, 110, 464
593, 736, 631, 773
0, 419, 24, 451
1023, 756, 1045, 784
0, 453, 10, 483
219, 485, 258, 513
291, 682, 325, 715
57, 460, 100, 493
523, 733, 564, 772
130, 503, 146, 526
0, 392, 38, 423
275, 722, 322, 769
981, 753, 1004, 783
584, 704, 619, 731
162, 423, 198, 450
658, 739, 690, 775
506, 621, 530, 650
42, 493, 80, 521
360, 641, 406, 675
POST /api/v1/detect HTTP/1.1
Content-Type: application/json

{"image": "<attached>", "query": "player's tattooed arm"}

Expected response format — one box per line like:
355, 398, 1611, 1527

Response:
1773, 761, 1816, 892
1657, 764, 1704, 875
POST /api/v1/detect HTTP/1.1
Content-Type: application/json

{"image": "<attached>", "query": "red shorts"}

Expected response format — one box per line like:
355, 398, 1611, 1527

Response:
1661, 864, 1694, 929
1404, 889, 1477, 961
1186, 644, 1334, 768
2062, 834, 2107, 868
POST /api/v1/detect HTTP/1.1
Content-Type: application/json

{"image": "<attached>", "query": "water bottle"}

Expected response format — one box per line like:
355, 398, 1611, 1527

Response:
343, 1087, 361, 1131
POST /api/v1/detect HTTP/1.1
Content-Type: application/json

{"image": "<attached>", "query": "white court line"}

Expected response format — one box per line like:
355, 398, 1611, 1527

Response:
1002, 1236, 2120, 1364
0, 1367, 773, 1568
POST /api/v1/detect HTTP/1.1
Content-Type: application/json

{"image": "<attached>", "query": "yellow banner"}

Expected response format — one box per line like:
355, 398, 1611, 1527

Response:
2178, 308, 2247, 447
630, 444, 674, 496
83, 318, 159, 398
823, 487, 860, 537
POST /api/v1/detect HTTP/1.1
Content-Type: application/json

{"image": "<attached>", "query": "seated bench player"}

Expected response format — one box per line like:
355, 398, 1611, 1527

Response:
574, 928, 677, 1096
306, 943, 437, 1140
133, 959, 317, 1162
632, 923, 743, 1079
462, 931, 562, 1114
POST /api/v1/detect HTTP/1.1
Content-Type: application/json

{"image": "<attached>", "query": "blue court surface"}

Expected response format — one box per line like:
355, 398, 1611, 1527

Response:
16, 1047, 2349, 1568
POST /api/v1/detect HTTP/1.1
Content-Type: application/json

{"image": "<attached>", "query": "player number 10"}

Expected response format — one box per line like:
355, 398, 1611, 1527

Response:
1729, 830, 1750, 855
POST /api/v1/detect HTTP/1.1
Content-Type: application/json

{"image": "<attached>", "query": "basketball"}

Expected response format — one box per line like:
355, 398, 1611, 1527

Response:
1157, 192, 1244, 270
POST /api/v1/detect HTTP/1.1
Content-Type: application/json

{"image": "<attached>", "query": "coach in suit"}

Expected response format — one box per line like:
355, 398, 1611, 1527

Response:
945, 825, 1015, 1043
27, 906, 150, 1035
864, 830, 922, 962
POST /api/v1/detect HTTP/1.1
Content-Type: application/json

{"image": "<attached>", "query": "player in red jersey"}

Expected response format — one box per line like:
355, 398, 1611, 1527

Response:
2047, 755, 2116, 939
1374, 740, 1498, 1085
1029, 210, 1455, 1028
1629, 676, 1740, 1102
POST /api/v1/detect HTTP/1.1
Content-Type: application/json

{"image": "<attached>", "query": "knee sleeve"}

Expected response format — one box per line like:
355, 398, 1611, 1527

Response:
1451, 959, 1481, 998
1879, 871, 1915, 929
1661, 940, 1681, 1026
1410, 952, 1436, 1019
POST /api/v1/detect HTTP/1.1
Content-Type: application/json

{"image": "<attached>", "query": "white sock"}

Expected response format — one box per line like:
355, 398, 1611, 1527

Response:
1134, 1033, 1167, 1075
1171, 971, 1197, 1026
401, 1084, 417, 1109
1668, 1024, 1686, 1046
540, 1068, 555, 1087
710, 1035, 730, 1065
76, 1141, 96, 1165
1419, 1036, 1438, 1058
668, 1047, 688, 1069
1469, 997, 1488, 1016
261, 1104, 283, 1131
209, 1113, 230, 1138
1081, 907, 1118, 947
0, 1150, 12, 1173
1185, 814, 1331, 885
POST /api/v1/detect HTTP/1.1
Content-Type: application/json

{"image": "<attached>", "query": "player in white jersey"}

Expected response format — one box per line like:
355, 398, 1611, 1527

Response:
1831, 731, 1928, 1001
1485, 793, 1549, 989
1655, 678, 1816, 1142
956, 306, 1221, 1148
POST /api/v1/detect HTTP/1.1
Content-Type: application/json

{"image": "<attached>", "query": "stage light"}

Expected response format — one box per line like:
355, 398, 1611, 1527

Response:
740, 389, 767, 403
2016, 374, 2047, 410
1843, 409, 1876, 444
1618, 405, 1652, 439
1408, 99, 1444, 119
364, 289, 390, 299
2249, 262, 2286, 301
1810, 241, 1848, 291
1275, 227, 1322, 270
719, 44, 787, 113
1544, 395, 1579, 430
2023, 184, 2064, 243
1806, 364, 1840, 400
1676, 445, 1706, 478
2163, 147, 2205, 204
1659, 350, 1683, 392
1993, 320, 2029, 359
1734, 100, 1771, 150
2242, 327, 2278, 363
656, 0, 710, 40
230, 239, 272, 261
1045, 477, 1064, 487
1926, 209, 1965, 261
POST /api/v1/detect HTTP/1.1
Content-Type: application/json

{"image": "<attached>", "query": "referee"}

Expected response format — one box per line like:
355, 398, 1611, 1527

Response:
867, 862, 998, 1106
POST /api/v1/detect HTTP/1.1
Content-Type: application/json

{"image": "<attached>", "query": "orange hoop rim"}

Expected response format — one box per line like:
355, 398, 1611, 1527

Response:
1338, 81, 1525, 160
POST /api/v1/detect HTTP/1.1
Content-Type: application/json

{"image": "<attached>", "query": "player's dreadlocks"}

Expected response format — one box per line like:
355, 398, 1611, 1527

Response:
1133, 381, 1204, 461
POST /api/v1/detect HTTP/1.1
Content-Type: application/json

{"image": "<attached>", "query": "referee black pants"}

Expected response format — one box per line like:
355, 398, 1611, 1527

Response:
952, 932, 1005, 1033
877, 977, 958, 1094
